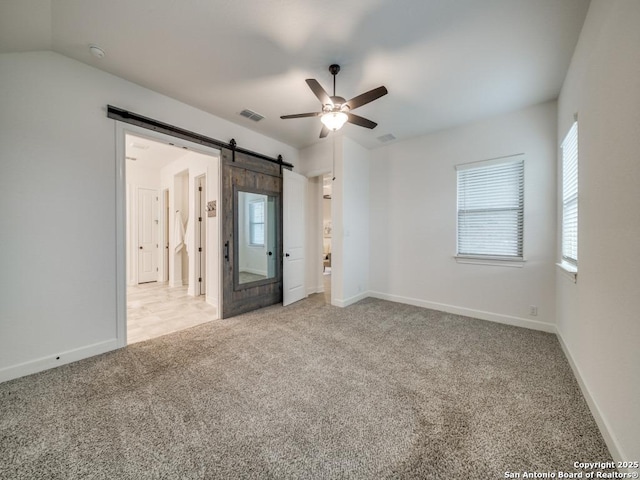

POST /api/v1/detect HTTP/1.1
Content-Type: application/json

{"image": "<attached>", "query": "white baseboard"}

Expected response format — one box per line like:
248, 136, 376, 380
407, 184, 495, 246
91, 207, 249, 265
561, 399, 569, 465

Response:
367, 291, 625, 464
368, 291, 556, 333
333, 290, 369, 308
0, 339, 120, 384
555, 331, 626, 465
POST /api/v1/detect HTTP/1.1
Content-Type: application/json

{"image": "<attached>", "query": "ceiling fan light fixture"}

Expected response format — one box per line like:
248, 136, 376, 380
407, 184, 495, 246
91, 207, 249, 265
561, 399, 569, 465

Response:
281, 64, 387, 138
321, 111, 348, 131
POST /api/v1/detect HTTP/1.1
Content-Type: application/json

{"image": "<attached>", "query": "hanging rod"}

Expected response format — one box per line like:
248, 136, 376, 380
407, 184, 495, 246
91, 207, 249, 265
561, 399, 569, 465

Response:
107, 105, 293, 169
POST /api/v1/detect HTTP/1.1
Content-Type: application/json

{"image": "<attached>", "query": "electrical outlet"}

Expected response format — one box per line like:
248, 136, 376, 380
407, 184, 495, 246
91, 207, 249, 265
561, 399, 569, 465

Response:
529, 305, 538, 316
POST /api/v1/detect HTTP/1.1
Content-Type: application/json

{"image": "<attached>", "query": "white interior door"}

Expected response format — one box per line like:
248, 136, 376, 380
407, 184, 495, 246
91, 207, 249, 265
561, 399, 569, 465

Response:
283, 169, 307, 306
137, 188, 158, 283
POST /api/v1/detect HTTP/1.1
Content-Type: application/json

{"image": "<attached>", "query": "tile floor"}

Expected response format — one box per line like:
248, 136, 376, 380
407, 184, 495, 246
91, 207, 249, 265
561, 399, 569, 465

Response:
127, 282, 218, 344
128, 274, 331, 344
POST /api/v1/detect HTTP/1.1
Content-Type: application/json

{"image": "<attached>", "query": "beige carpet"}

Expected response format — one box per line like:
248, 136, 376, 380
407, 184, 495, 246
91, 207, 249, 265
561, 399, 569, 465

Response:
0, 295, 613, 479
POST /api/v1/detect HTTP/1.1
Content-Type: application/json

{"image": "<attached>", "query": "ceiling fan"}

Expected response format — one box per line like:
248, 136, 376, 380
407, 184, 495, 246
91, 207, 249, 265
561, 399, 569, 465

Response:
281, 64, 388, 138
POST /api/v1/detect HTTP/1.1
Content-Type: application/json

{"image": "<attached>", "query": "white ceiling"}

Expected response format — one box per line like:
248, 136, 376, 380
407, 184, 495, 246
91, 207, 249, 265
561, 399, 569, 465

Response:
125, 134, 191, 170
0, 0, 590, 150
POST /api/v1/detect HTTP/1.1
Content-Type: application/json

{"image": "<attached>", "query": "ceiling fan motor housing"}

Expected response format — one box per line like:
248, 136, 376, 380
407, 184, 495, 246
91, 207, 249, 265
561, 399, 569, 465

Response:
325, 97, 348, 112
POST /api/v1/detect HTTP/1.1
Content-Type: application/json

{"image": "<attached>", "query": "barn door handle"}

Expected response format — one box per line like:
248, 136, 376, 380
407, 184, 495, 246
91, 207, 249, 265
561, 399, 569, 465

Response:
224, 241, 229, 261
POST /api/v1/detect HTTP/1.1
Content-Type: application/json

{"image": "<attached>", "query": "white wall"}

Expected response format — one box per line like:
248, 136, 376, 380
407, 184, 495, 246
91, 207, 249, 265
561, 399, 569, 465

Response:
556, 0, 640, 462
0, 51, 297, 382
323, 196, 332, 256
297, 136, 371, 307
159, 150, 220, 305
333, 137, 371, 307
298, 140, 333, 178
369, 101, 557, 330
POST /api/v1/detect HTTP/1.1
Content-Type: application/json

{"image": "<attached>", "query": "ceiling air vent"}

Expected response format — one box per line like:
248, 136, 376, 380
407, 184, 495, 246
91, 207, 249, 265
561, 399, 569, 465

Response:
239, 109, 265, 122
377, 133, 396, 143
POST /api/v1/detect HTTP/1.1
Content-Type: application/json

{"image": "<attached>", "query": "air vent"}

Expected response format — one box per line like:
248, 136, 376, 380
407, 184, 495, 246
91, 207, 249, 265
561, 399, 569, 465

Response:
377, 133, 396, 143
239, 109, 265, 122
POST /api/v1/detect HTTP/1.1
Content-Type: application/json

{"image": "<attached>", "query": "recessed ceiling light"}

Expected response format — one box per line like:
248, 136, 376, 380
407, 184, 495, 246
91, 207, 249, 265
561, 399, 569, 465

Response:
89, 44, 105, 59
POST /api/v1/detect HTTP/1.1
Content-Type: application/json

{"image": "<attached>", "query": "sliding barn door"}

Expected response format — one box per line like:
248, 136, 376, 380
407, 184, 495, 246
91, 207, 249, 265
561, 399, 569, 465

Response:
221, 149, 283, 318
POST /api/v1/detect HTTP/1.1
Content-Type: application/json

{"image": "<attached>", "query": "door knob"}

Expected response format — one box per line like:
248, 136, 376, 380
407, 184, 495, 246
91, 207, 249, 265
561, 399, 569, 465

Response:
139, 246, 143, 250
285, 253, 290, 257
268, 251, 273, 256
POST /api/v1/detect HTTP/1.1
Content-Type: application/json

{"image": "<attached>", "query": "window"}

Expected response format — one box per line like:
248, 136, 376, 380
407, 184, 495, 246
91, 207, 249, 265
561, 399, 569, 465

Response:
249, 200, 265, 246
561, 121, 578, 268
456, 156, 524, 261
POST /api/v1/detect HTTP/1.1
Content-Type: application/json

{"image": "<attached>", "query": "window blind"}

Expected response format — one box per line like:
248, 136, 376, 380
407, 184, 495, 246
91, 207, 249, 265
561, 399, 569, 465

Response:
457, 157, 524, 258
249, 200, 265, 246
561, 121, 578, 266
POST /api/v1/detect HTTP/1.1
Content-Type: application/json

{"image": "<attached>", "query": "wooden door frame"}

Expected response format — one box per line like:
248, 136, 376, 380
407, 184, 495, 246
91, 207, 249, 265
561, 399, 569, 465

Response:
161, 188, 170, 283
195, 174, 206, 296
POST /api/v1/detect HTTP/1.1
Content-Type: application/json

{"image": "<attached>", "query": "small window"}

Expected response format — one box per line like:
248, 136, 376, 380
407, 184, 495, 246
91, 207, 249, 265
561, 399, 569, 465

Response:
561, 121, 578, 268
249, 200, 265, 246
456, 156, 524, 260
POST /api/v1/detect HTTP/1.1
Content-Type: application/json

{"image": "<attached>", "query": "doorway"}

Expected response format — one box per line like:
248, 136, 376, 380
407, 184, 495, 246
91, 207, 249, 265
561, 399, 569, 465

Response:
322, 174, 332, 302
122, 129, 221, 344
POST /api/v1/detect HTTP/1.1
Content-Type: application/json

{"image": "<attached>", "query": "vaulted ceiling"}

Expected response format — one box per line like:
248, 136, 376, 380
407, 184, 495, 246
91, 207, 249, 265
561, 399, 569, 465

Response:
0, 0, 590, 149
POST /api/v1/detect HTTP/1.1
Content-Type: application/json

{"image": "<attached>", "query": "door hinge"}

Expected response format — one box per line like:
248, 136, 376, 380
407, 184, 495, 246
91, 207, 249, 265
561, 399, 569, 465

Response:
199, 186, 202, 191
199, 216, 202, 222
198, 277, 202, 282
198, 247, 202, 252
156, 267, 159, 272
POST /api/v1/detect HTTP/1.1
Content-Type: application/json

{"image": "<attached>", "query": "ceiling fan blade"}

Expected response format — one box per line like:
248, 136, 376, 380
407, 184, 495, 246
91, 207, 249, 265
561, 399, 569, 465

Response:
319, 125, 330, 138
306, 79, 333, 106
280, 112, 321, 119
345, 86, 388, 110
347, 113, 377, 129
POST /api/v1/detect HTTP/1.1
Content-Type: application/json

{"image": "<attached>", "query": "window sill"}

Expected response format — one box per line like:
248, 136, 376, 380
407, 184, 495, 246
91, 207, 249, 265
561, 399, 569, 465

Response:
454, 255, 525, 268
556, 262, 577, 283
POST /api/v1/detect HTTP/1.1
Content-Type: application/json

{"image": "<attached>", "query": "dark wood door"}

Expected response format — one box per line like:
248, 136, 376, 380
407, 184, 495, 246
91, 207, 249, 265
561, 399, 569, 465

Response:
221, 148, 283, 318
